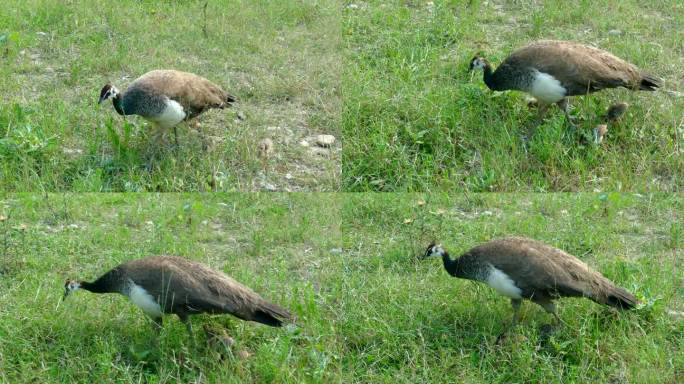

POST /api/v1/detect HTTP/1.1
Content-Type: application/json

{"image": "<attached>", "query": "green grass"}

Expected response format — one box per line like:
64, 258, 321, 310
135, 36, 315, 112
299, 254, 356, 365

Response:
0, 0, 340, 192
1, 193, 682, 382
343, 0, 684, 191
0, 193, 342, 382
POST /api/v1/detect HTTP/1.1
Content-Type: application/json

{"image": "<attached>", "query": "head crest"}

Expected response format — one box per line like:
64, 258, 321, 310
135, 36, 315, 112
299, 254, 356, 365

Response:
62, 279, 81, 301
99, 83, 112, 96
421, 241, 443, 259
468, 55, 488, 71
98, 83, 116, 104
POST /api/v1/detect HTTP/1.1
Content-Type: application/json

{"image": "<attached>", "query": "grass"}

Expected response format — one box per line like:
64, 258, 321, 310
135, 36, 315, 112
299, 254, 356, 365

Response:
0, 0, 340, 192
1, 192, 682, 382
343, 0, 684, 192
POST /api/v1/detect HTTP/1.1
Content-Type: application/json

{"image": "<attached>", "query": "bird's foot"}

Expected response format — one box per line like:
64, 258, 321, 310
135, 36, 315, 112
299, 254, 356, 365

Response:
537, 323, 561, 347
539, 323, 559, 338
495, 331, 527, 345
564, 115, 578, 130
495, 331, 508, 345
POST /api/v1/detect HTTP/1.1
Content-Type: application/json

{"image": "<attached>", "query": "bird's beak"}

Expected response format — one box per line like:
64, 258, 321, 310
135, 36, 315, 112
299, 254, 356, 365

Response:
97, 96, 106, 105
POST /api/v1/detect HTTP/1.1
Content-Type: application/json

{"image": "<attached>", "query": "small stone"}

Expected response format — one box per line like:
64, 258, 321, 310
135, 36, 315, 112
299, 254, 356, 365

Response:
62, 147, 83, 156
260, 181, 278, 191
36, 31, 48, 37
219, 336, 235, 348
593, 124, 608, 144
330, 248, 343, 254
237, 350, 252, 359
258, 138, 274, 158
608, 29, 622, 36
666, 310, 684, 319
315, 134, 336, 148
299, 140, 310, 147
308, 147, 330, 157
236, 111, 246, 121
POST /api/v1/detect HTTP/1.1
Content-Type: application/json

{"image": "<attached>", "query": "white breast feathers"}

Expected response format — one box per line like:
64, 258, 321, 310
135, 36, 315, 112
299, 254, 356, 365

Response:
128, 283, 163, 317
486, 267, 523, 299
150, 98, 186, 128
530, 71, 567, 103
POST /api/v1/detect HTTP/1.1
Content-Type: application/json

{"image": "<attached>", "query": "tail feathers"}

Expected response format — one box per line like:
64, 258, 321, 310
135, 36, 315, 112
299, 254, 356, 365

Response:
251, 301, 293, 327
215, 93, 236, 109
601, 286, 638, 310
639, 73, 662, 91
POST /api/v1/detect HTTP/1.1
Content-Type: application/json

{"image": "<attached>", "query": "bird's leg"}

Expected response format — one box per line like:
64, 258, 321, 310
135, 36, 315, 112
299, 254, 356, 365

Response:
535, 299, 568, 342
149, 317, 163, 347
152, 316, 163, 332
526, 102, 550, 139
173, 125, 180, 148
185, 320, 194, 337
149, 123, 165, 149
496, 299, 522, 343
556, 98, 577, 129
179, 314, 196, 347
509, 298, 522, 328
536, 299, 568, 328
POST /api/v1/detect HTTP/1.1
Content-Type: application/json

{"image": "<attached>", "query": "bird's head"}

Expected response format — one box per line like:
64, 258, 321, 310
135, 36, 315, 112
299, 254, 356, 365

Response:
63, 279, 81, 300
98, 83, 119, 104
468, 55, 488, 71
420, 242, 446, 260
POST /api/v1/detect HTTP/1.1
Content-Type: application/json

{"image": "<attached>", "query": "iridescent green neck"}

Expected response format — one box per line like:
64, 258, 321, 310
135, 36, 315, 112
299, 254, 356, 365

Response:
482, 64, 497, 90
441, 251, 460, 277
112, 95, 125, 115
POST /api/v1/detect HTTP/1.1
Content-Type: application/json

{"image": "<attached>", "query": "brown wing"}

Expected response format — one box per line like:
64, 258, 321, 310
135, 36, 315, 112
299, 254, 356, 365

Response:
505, 40, 644, 94
472, 237, 636, 308
132, 70, 235, 118
471, 237, 603, 298
122, 256, 290, 324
